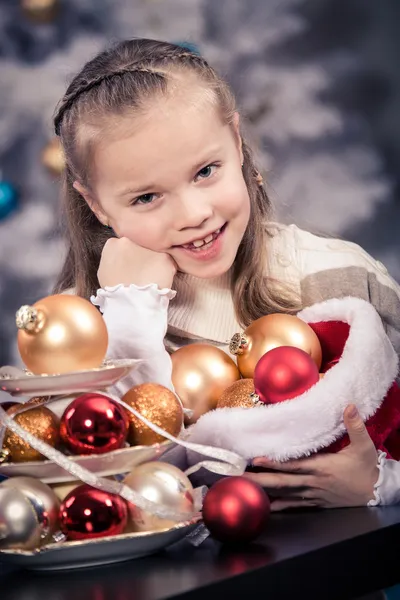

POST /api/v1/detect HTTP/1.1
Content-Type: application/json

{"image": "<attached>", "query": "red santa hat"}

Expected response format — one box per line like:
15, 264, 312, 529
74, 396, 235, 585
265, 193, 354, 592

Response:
187, 297, 400, 462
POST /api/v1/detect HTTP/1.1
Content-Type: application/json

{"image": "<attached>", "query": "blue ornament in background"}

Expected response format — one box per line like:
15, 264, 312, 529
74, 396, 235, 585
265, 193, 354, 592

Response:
0, 180, 19, 221
174, 41, 201, 56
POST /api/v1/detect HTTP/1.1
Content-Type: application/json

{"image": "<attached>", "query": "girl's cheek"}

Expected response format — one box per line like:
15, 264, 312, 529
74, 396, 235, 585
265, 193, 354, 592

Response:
117, 223, 164, 250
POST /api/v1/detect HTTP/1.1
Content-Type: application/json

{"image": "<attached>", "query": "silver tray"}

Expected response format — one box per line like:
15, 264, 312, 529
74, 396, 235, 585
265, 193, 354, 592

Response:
0, 519, 200, 571
0, 359, 141, 396
0, 441, 173, 483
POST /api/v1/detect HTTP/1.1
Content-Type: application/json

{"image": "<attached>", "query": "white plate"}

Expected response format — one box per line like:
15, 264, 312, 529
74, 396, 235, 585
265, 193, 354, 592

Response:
0, 519, 201, 571
0, 441, 174, 483
0, 359, 141, 397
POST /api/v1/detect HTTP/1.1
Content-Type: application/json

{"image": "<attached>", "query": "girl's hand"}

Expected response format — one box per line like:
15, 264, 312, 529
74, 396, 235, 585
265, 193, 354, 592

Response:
98, 237, 177, 290
244, 405, 379, 511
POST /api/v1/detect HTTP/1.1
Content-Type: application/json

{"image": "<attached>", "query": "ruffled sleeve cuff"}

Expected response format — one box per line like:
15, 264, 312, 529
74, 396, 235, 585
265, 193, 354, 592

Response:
91, 283, 176, 312
367, 451, 400, 506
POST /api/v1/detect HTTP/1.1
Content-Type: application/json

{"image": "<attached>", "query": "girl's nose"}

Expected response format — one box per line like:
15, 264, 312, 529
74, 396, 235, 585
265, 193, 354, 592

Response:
175, 191, 214, 231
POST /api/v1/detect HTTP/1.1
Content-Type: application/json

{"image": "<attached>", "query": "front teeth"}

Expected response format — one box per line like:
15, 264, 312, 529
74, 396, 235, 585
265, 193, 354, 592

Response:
192, 238, 206, 248
184, 228, 221, 250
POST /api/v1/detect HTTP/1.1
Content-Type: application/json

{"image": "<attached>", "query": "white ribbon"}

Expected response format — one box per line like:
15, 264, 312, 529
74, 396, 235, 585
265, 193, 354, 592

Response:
0, 393, 246, 523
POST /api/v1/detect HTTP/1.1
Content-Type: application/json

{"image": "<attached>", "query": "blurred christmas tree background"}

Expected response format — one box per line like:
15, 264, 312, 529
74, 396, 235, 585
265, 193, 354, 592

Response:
0, 0, 399, 365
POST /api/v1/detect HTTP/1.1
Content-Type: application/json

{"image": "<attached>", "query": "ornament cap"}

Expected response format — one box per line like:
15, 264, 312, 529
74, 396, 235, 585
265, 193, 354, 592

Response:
16, 305, 43, 333
249, 392, 263, 406
0, 448, 11, 464
229, 332, 249, 356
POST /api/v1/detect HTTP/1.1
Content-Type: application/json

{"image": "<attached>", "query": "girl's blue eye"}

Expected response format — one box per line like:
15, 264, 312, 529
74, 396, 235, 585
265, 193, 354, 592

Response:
133, 193, 156, 206
195, 164, 218, 180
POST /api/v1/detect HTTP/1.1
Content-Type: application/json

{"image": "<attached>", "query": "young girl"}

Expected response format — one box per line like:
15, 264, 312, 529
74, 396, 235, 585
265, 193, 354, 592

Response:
54, 38, 400, 510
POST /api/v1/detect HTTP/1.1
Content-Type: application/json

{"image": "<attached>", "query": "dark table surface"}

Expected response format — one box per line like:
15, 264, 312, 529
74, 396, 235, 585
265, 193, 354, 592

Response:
1, 506, 400, 600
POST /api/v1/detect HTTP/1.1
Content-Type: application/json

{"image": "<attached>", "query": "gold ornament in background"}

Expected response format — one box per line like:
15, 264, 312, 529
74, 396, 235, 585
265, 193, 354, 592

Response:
16, 294, 108, 375
41, 138, 65, 176
21, 0, 59, 24
2, 404, 59, 463
230, 314, 322, 378
171, 343, 240, 425
124, 461, 195, 532
217, 378, 258, 409
122, 383, 183, 446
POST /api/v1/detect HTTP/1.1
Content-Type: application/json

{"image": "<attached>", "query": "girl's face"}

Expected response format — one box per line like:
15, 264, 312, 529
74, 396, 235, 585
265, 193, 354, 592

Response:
80, 91, 251, 279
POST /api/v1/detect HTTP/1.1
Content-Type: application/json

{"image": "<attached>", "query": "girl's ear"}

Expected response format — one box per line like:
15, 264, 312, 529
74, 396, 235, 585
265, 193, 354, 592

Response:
73, 181, 109, 226
232, 112, 244, 165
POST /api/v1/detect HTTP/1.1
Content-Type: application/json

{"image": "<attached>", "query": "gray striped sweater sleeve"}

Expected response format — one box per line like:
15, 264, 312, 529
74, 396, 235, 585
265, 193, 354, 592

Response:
292, 227, 400, 363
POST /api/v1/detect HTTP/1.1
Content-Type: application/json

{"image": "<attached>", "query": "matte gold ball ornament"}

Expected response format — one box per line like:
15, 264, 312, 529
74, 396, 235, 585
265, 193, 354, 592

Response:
16, 294, 108, 375
230, 314, 322, 378
171, 344, 240, 425
41, 138, 65, 176
21, 0, 60, 24
122, 383, 183, 446
124, 461, 195, 532
2, 404, 60, 463
217, 378, 259, 409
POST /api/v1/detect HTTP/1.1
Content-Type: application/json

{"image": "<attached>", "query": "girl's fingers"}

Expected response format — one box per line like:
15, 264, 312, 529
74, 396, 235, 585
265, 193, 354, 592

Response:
270, 498, 321, 512
244, 471, 313, 495
251, 456, 318, 474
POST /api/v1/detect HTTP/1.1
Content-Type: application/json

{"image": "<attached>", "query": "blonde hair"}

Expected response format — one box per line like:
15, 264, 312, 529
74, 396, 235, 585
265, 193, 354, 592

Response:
53, 38, 299, 326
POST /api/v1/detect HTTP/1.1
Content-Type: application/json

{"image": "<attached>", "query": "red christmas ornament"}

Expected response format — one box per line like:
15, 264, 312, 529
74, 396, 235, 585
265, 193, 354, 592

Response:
202, 476, 270, 543
60, 393, 128, 455
59, 484, 128, 541
254, 346, 319, 404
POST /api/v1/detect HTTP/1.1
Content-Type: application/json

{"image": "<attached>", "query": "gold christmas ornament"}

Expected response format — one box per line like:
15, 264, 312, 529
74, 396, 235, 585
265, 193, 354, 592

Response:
217, 378, 258, 409
21, 0, 59, 24
41, 138, 65, 176
122, 383, 183, 446
171, 344, 240, 425
230, 314, 322, 378
124, 461, 194, 532
16, 294, 108, 375
2, 404, 60, 463
1, 477, 60, 546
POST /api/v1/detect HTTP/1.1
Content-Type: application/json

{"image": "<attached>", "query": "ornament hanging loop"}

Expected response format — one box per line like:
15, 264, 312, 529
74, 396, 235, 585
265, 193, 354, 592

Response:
229, 332, 249, 356
15, 305, 44, 333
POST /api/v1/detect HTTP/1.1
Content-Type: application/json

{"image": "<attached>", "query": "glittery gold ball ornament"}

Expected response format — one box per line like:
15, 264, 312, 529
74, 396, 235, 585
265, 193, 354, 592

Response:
124, 461, 195, 532
41, 138, 65, 176
16, 294, 108, 375
21, 0, 59, 23
171, 344, 240, 425
2, 404, 60, 462
230, 314, 322, 378
1, 476, 60, 547
217, 378, 259, 409
122, 383, 183, 446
